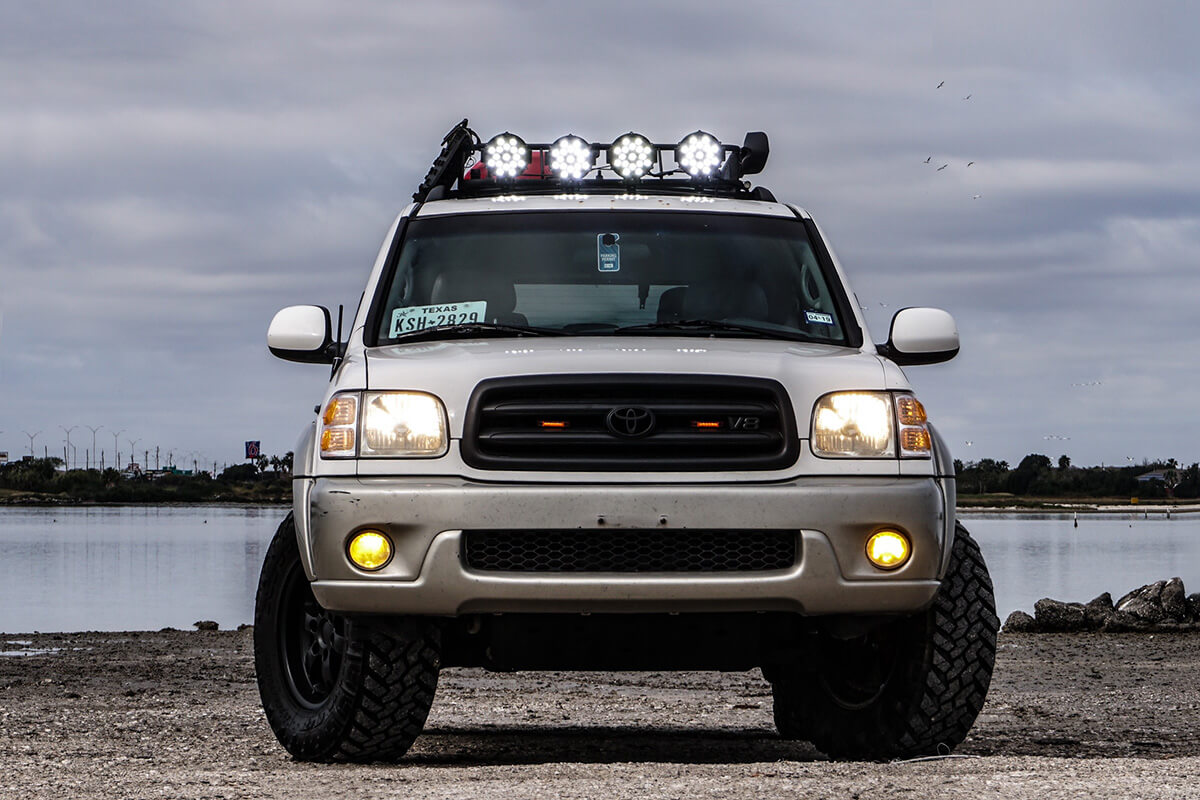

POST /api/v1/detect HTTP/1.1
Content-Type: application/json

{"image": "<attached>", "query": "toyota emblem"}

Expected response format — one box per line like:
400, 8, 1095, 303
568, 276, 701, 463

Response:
605, 406, 656, 438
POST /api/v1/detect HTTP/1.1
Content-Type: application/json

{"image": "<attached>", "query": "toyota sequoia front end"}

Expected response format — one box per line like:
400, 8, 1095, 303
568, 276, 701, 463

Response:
253, 122, 998, 763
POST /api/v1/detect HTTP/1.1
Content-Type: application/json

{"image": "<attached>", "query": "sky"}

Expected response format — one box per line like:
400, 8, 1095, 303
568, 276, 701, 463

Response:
3, 1, 1199, 471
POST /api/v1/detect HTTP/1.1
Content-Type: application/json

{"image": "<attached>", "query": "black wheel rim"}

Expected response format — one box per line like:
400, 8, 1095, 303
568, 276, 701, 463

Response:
818, 623, 911, 711
278, 559, 347, 709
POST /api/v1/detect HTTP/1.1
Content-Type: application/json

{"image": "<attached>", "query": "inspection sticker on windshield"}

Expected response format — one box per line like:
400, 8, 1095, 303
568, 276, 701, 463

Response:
390, 302, 487, 336
597, 233, 620, 272
805, 311, 834, 325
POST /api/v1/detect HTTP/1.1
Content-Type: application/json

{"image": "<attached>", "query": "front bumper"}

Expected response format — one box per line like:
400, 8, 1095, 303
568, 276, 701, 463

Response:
298, 476, 946, 616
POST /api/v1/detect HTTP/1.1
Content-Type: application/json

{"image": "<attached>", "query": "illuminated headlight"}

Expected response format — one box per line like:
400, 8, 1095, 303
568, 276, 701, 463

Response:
609, 133, 654, 179
676, 131, 722, 177
347, 530, 393, 571
866, 530, 911, 570
550, 135, 592, 181
360, 392, 448, 457
812, 392, 893, 458
484, 133, 529, 179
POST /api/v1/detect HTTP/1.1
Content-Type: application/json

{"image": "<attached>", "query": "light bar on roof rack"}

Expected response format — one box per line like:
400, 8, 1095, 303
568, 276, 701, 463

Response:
549, 135, 592, 181
412, 120, 771, 202
484, 133, 529, 179
609, 132, 655, 180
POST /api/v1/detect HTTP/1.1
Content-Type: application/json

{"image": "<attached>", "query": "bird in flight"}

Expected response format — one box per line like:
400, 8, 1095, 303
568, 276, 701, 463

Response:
936, 164, 948, 171
971, 194, 981, 200
962, 94, 972, 100
924, 156, 932, 164
936, 81, 945, 89
966, 161, 975, 167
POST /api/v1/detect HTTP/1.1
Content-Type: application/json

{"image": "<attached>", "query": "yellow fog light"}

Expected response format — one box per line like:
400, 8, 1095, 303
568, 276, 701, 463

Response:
866, 530, 911, 570
347, 530, 393, 571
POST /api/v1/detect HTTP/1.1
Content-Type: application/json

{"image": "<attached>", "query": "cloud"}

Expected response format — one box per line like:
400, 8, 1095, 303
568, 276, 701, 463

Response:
3, 1, 1200, 467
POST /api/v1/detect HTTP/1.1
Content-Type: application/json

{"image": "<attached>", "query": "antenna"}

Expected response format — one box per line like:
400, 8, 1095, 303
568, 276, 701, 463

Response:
330, 304, 345, 379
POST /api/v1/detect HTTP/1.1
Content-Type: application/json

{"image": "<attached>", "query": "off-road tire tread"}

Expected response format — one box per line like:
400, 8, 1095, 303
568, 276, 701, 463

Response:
255, 514, 440, 763
774, 522, 998, 760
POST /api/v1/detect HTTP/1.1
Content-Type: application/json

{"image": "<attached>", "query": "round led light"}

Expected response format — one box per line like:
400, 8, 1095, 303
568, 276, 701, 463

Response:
484, 133, 529, 179
609, 133, 654, 180
347, 530, 393, 571
676, 131, 722, 177
865, 530, 911, 570
549, 135, 592, 181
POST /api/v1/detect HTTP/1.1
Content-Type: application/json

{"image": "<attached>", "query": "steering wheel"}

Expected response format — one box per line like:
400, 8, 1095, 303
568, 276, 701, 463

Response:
800, 263, 823, 307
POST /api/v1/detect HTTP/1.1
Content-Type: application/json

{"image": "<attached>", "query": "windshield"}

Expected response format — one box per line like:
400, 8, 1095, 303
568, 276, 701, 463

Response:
372, 211, 854, 346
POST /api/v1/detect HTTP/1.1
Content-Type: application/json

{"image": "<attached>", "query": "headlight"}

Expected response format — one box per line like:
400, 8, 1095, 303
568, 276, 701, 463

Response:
361, 391, 448, 457
811, 391, 933, 459
319, 391, 448, 458
811, 392, 893, 457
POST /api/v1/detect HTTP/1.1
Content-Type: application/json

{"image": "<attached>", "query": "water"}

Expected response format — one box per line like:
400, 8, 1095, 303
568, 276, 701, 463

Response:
963, 511, 1200, 617
0, 505, 284, 634
0, 506, 1197, 633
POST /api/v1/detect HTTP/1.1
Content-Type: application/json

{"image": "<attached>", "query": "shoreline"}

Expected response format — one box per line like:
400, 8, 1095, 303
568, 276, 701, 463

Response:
4, 491, 1200, 515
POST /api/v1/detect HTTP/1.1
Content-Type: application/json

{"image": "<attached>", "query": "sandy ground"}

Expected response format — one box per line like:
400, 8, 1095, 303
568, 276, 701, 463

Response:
1, 629, 1198, 799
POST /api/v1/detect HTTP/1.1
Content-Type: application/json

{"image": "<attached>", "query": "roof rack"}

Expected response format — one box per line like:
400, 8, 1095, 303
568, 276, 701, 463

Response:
413, 120, 774, 203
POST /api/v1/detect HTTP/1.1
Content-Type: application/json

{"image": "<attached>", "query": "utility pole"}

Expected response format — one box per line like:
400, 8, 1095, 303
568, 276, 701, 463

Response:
60, 425, 77, 470
23, 430, 41, 458
111, 429, 125, 470
155, 446, 160, 470
85, 425, 103, 472
128, 438, 141, 468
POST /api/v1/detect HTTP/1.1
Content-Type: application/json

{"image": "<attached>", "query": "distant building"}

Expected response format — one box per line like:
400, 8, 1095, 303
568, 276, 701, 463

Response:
1135, 469, 1172, 484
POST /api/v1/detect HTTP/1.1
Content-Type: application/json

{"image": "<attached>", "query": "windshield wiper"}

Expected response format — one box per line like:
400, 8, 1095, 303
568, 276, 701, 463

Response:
391, 322, 567, 343
614, 319, 819, 342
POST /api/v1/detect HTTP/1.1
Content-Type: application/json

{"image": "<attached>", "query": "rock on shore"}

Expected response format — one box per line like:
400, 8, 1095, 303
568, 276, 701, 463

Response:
1004, 577, 1200, 633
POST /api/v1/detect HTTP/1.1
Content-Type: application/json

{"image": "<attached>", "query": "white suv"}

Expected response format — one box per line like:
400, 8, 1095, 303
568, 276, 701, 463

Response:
254, 122, 998, 762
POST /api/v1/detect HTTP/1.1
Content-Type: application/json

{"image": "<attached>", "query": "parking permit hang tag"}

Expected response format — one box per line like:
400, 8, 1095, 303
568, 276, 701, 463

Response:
597, 233, 620, 272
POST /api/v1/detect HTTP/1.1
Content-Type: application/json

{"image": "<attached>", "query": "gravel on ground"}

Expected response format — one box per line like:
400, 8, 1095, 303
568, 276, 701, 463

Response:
1, 629, 1198, 799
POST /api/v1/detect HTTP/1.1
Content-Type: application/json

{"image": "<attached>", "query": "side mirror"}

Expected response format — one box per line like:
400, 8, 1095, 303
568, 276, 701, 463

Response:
878, 307, 959, 366
267, 305, 335, 364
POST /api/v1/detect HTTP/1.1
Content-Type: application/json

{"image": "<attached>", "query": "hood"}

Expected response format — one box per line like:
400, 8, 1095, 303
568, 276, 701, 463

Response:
364, 336, 891, 438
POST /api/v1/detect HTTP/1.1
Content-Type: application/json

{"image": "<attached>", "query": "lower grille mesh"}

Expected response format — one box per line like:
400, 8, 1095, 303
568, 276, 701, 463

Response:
462, 529, 797, 573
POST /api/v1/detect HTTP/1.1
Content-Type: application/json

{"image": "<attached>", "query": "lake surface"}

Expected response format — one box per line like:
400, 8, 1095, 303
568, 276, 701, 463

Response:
1, 506, 1197, 633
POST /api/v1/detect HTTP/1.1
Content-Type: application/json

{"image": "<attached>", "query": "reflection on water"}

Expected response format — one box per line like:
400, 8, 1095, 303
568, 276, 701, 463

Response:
0, 506, 1197, 632
0, 506, 284, 633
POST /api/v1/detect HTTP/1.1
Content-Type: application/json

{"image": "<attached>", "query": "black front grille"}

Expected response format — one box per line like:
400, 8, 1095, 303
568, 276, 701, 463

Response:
461, 375, 798, 471
462, 529, 798, 573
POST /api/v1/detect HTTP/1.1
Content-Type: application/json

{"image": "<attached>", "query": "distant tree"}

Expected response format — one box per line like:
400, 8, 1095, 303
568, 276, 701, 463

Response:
220, 463, 260, 482
1007, 453, 1053, 495
1058, 455, 1071, 470
1163, 468, 1180, 498
968, 458, 1010, 494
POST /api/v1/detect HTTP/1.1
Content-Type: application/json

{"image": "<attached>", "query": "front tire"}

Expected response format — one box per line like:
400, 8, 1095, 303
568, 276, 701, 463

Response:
254, 514, 440, 762
772, 522, 998, 760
